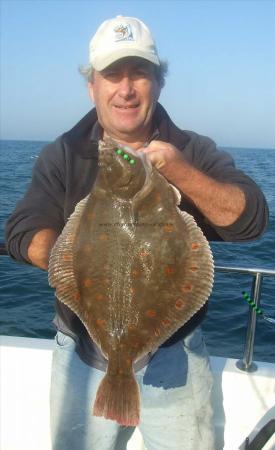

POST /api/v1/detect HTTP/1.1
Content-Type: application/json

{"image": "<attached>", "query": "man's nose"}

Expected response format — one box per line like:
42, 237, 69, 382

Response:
118, 76, 135, 98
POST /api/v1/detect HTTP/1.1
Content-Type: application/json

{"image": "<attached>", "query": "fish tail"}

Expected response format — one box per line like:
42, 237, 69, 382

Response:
93, 370, 140, 426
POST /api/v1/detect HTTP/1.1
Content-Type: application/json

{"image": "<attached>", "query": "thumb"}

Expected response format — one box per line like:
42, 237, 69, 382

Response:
145, 151, 166, 170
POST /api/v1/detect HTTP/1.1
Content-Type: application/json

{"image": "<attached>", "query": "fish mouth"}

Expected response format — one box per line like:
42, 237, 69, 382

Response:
117, 174, 134, 187
98, 155, 135, 187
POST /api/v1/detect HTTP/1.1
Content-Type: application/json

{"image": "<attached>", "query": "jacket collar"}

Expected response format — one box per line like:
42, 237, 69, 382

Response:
63, 103, 191, 159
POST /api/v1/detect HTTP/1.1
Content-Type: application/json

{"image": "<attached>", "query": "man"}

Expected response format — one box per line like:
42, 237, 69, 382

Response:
5, 15, 268, 450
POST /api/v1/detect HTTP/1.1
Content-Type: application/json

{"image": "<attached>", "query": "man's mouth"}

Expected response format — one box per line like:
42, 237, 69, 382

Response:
114, 104, 139, 109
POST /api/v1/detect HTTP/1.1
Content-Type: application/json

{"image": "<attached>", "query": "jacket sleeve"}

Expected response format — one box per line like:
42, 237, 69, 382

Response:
184, 132, 269, 242
5, 137, 66, 263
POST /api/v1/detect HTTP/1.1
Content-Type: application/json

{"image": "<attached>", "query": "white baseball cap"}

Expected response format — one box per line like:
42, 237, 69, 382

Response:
89, 15, 160, 71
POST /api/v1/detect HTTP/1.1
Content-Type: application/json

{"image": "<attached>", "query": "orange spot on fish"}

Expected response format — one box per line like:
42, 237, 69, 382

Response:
181, 283, 193, 292
190, 266, 198, 272
146, 309, 157, 318
126, 358, 132, 366
66, 233, 75, 244
139, 250, 149, 258
175, 299, 185, 310
96, 319, 106, 327
95, 294, 105, 301
161, 318, 171, 327
74, 291, 81, 301
155, 192, 161, 202
164, 266, 174, 275
130, 287, 135, 294
132, 269, 140, 278
118, 369, 124, 375
162, 224, 174, 233
99, 234, 108, 241
191, 242, 200, 250
63, 254, 71, 262
83, 278, 93, 288
132, 342, 140, 349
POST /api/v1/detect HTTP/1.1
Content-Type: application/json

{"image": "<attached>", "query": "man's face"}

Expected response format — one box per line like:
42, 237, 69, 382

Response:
88, 57, 161, 144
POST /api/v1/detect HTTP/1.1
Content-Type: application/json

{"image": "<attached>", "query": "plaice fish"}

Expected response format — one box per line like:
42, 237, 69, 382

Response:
48, 138, 214, 426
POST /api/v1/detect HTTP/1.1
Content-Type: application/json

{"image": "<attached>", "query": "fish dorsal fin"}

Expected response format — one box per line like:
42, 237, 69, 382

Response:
134, 206, 214, 357
166, 207, 214, 330
48, 195, 90, 316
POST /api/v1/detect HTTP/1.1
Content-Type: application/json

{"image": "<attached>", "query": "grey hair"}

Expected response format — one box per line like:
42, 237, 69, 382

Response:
78, 59, 168, 89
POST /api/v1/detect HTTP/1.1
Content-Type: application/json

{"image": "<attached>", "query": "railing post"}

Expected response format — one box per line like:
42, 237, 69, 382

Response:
237, 272, 263, 372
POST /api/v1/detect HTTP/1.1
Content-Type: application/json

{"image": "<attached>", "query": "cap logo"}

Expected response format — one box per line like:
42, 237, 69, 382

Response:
113, 24, 134, 42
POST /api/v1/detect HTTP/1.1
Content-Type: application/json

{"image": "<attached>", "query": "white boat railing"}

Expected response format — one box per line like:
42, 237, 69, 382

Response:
215, 265, 275, 372
1, 242, 274, 372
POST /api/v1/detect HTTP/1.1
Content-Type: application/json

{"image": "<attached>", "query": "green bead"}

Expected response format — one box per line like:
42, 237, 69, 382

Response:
116, 148, 123, 155
123, 154, 130, 160
129, 159, 136, 165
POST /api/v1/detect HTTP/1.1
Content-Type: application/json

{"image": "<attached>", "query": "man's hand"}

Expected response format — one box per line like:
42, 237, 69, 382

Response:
138, 140, 184, 172
138, 140, 246, 227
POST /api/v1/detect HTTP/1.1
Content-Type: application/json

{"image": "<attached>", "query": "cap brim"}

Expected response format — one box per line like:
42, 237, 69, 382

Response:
92, 48, 160, 71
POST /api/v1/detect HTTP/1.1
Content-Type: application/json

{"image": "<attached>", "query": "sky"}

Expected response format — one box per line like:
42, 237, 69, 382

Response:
1, 0, 275, 148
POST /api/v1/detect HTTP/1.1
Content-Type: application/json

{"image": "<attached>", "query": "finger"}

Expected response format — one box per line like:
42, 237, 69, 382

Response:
145, 152, 166, 169
136, 146, 147, 153
137, 146, 155, 154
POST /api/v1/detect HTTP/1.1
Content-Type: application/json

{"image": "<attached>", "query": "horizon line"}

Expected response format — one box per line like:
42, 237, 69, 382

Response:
0, 137, 274, 152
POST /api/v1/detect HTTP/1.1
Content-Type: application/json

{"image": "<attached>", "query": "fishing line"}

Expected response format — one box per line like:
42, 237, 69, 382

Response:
242, 291, 275, 324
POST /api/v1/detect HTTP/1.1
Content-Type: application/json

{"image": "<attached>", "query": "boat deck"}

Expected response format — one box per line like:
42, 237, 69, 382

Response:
1, 335, 275, 450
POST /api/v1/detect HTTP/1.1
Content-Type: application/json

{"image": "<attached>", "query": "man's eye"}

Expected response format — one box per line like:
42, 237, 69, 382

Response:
103, 71, 119, 80
135, 69, 147, 76
133, 69, 151, 79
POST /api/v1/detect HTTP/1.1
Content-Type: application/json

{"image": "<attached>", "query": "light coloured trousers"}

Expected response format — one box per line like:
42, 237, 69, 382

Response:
50, 327, 215, 450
